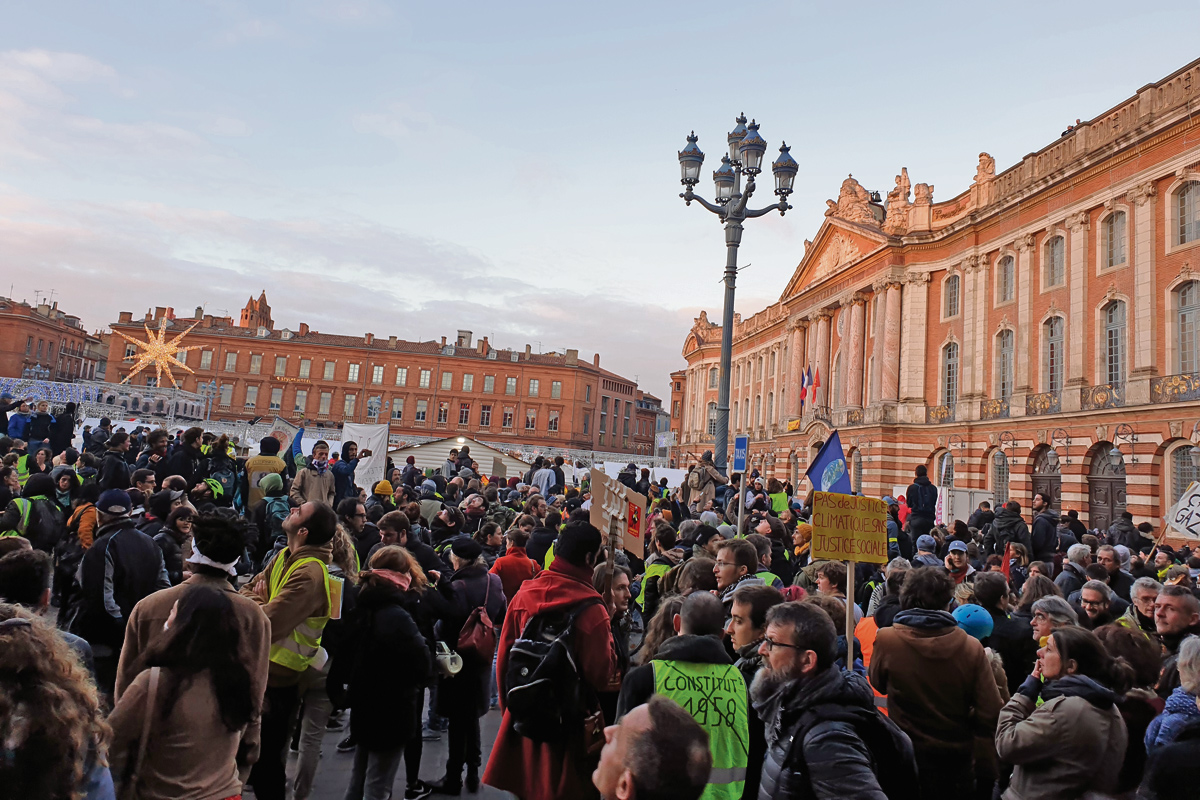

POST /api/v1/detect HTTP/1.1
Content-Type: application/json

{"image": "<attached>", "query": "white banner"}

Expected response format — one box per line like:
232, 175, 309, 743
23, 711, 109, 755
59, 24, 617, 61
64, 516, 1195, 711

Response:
1166, 482, 1200, 539
341, 423, 389, 489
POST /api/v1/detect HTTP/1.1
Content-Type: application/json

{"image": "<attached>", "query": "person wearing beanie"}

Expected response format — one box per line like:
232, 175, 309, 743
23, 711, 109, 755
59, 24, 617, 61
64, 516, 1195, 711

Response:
76, 487, 170, 696
249, 472, 289, 570
366, 479, 396, 517
913, 535, 941, 567
426, 526, 506, 793
245, 436, 288, 511
400, 454, 420, 488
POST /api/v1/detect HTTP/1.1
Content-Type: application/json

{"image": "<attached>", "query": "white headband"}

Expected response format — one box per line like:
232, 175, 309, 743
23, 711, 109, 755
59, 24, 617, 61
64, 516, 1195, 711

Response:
185, 549, 239, 577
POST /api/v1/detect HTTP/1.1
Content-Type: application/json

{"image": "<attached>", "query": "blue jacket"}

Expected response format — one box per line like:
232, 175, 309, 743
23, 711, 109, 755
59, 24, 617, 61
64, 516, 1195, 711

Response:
332, 457, 360, 507
1146, 686, 1200, 752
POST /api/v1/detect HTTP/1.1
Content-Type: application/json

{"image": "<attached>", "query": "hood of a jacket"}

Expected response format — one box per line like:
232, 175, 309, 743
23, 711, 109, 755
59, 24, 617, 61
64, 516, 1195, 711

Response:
912, 553, 942, 567
912, 475, 932, 488
646, 548, 684, 567
992, 507, 1025, 534
356, 580, 412, 612
652, 633, 732, 666
753, 662, 876, 731
1108, 518, 1136, 535
1035, 509, 1060, 526
512, 559, 608, 617
529, 527, 556, 546
874, 594, 902, 628
894, 608, 957, 630
1164, 685, 1200, 716
279, 541, 334, 569
1040, 674, 1118, 709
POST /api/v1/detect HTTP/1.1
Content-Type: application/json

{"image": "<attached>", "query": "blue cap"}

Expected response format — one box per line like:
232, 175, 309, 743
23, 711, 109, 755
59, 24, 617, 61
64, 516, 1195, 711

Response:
881, 495, 896, 505
97, 489, 133, 516
948, 540, 969, 553
916, 535, 937, 551
953, 604, 994, 641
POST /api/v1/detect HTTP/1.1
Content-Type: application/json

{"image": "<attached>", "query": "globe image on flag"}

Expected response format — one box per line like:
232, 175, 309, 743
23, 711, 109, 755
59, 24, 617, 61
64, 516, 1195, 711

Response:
821, 459, 846, 491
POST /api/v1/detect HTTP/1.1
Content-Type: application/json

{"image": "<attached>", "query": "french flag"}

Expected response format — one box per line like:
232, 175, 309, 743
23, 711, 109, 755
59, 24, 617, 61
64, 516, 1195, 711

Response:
798, 368, 809, 407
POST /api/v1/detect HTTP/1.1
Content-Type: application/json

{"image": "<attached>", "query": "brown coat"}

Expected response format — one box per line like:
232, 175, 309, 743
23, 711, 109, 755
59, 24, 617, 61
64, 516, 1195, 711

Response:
109, 668, 246, 800
115, 573, 271, 779
289, 466, 335, 507
241, 542, 333, 687
693, 462, 727, 511
868, 610, 1005, 757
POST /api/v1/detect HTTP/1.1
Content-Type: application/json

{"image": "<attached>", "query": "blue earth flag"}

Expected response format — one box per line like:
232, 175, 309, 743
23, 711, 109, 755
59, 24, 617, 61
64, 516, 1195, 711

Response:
804, 430, 853, 495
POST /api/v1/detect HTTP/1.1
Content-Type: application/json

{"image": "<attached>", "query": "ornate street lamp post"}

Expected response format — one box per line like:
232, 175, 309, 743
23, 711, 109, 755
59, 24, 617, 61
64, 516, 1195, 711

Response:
678, 115, 797, 475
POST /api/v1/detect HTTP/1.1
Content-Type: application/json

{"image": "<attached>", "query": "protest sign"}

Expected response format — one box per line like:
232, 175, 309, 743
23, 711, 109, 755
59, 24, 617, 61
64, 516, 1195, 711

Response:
810, 492, 889, 564
1165, 482, 1200, 540
589, 467, 647, 558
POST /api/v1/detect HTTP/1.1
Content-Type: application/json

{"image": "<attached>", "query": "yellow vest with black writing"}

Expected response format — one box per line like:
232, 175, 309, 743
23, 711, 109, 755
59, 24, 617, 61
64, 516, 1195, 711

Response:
267, 551, 332, 672
652, 659, 749, 800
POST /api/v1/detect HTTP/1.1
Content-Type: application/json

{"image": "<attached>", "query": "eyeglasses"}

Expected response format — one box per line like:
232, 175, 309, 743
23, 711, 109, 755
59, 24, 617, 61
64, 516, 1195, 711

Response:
1079, 598, 1107, 608
761, 638, 805, 651
714, 561, 737, 569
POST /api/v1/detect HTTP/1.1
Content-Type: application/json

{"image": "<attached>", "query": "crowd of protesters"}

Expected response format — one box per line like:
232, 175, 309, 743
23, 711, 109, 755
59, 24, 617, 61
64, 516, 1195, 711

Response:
2, 394, 1200, 800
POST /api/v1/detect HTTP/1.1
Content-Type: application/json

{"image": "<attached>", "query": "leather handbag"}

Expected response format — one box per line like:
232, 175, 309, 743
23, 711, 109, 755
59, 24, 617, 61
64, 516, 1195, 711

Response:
456, 576, 497, 661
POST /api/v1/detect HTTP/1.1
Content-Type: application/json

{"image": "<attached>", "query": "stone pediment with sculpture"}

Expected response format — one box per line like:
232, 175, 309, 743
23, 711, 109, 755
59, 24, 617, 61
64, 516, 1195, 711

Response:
782, 217, 887, 299
683, 310, 722, 356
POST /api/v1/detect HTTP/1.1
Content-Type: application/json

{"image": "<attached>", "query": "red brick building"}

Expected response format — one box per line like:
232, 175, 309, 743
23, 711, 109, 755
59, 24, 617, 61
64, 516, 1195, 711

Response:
107, 294, 657, 455
674, 58, 1200, 531
0, 298, 103, 382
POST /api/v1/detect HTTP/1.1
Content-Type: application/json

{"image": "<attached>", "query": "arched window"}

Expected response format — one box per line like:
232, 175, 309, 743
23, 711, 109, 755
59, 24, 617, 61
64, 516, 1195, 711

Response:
769, 351, 776, 375
996, 256, 1014, 303
767, 391, 774, 424
756, 357, 763, 380
732, 400, 739, 431
706, 402, 717, 436
1103, 301, 1126, 385
996, 330, 1014, 400
1104, 211, 1127, 267
708, 367, 719, 389
742, 399, 749, 429
754, 395, 762, 428
1173, 446, 1199, 504
1179, 181, 1199, 245
1045, 235, 1065, 286
942, 343, 959, 406
992, 450, 1010, 505
852, 449, 863, 494
1180, 282, 1200, 375
734, 364, 740, 385
945, 274, 960, 317
1044, 317, 1065, 392
937, 452, 955, 487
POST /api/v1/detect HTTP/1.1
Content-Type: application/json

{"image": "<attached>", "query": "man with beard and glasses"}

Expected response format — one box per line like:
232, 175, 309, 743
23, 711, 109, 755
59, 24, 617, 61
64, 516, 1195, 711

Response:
752, 602, 916, 800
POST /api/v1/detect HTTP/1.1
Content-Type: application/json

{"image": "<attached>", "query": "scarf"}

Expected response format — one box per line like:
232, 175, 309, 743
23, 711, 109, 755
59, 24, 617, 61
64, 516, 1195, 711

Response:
310, 458, 329, 475
186, 545, 239, 576
363, 568, 412, 592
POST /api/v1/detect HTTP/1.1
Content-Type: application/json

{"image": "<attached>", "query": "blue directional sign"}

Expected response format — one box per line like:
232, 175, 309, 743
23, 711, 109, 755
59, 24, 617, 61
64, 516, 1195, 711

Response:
733, 435, 749, 472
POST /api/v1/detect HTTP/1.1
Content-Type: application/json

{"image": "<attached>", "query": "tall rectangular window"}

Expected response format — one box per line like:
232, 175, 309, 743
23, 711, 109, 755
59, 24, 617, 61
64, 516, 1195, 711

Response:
269, 387, 282, 410
944, 275, 960, 317
319, 392, 332, 415
997, 330, 1014, 400
551, 381, 561, 399
224, 352, 238, 371
1045, 236, 1065, 286
275, 356, 287, 377
395, 367, 407, 386
37, 339, 43, 359
344, 394, 356, 417
548, 410, 560, 432
582, 411, 590, 435
459, 403, 470, 425
372, 365, 384, 384
299, 359, 311, 379
506, 377, 517, 395
441, 371, 453, 390
502, 407, 514, 428
436, 401, 449, 423
250, 354, 262, 374
1044, 317, 1065, 392
391, 398, 403, 420
526, 409, 537, 430
419, 369, 431, 388
1106, 212, 1127, 268
997, 256, 1014, 304
294, 390, 308, 413
245, 385, 259, 408
323, 361, 335, 381
942, 344, 959, 406
415, 400, 427, 422
347, 363, 360, 382
219, 385, 232, 406
177, 349, 187, 366
483, 375, 495, 393
600, 396, 609, 432
200, 350, 213, 370
529, 379, 539, 397
367, 396, 382, 419
623, 401, 631, 437
480, 404, 492, 426
25, 336, 32, 355
585, 384, 592, 403
1105, 302, 1126, 385
462, 374, 474, 392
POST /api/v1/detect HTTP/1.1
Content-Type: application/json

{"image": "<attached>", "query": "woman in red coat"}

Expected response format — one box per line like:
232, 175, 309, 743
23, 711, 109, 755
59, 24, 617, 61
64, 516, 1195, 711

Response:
483, 522, 618, 800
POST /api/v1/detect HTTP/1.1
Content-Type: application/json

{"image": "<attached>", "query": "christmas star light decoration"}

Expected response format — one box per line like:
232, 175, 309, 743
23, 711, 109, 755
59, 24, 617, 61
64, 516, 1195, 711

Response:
114, 318, 203, 388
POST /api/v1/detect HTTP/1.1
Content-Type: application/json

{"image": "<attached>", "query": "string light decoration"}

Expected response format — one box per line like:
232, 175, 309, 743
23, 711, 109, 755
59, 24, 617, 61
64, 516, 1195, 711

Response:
113, 318, 203, 388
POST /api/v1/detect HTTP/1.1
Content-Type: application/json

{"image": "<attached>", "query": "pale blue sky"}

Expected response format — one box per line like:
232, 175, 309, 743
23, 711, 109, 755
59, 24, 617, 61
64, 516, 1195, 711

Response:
0, 1, 1194, 393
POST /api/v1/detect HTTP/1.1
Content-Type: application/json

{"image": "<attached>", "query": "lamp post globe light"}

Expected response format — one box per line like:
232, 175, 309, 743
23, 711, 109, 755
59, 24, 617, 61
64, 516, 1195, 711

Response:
677, 114, 796, 476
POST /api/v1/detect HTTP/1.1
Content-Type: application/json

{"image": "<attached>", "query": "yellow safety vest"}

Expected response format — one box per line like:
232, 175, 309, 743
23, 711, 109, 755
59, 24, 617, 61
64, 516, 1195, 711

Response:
16, 455, 32, 488
267, 551, 332, 672
635, 561, 673, 610
652, 659, 749, 800
543, 542, 556, 570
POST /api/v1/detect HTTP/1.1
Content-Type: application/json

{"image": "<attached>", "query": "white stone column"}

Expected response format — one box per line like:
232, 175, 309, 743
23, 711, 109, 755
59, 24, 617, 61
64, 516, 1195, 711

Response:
1067, 211, 1089, 387
973, 258, 989, 396
1130, 181, 1158, 375
881, 280, 903, 403
959, 259, 977, 400
814, 312, 832, 408
899, 273, 930, 404
846, 294, 866, 408
788, 321, 806, 417
1015, 234, 1036, 393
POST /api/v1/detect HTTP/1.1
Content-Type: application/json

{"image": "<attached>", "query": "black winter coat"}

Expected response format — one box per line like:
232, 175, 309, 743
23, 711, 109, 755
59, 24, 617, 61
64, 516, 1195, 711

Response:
984, 506, 1032, 557
98, 449, 132, 491
153, 528, 186, 585
331, 581, 431, 750
982, 608, 1040, 695
428, 563, 506, 718
164, 443, 204, 490
753, 666, 916, 800
1030, 510, 1061, 561
1139, 716, 1200, 799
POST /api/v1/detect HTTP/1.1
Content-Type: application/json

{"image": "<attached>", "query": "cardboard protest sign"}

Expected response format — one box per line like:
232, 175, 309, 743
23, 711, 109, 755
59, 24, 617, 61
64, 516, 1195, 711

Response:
1166, 482, 1200, 540
589, 467, 647, 558
810, 491, 889, 564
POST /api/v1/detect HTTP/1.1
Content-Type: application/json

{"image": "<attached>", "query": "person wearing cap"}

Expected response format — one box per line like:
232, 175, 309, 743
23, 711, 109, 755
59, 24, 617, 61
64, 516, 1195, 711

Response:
912, 534, 941, 568
245, 436, 288, 510
75, 487, 170, 696
424, 537, 507, 793
952, 602, 1010, 796
945, 540, 977, 585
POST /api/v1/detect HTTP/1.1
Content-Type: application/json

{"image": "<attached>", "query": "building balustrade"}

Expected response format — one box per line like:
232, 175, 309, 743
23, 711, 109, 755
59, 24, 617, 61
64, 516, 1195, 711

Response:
1080, 382, 1124, 410
1025, 391, 1061, 416
1151, 373, 1200, 404
980, 398, 1010, 420
925, 404, 956, 424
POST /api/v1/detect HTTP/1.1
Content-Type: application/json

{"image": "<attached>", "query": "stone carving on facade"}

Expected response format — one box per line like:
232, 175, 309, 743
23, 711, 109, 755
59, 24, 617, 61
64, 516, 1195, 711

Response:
814, 233, 862, 279
960, 255, 981, 273
824, 174, 878, 227
1067, 211, 1090, 232
1017, 233, 1036, 252
913, 183, 934, 205
1128, 181, 1157, 206
1170, 420, 1184, 439
972, 152, 997, 206
882, 168, 911, 236
905, 271, 931, 285
1096, 426, 1108, 443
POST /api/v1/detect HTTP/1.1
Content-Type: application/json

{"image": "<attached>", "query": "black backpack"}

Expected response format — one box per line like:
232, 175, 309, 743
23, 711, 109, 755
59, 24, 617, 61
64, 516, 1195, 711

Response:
787, 702, 919, 800
505, 596, 604, 743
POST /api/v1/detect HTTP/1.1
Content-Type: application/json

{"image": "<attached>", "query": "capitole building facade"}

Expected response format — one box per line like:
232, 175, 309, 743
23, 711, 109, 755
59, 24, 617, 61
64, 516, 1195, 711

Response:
671, 57, 1200, 532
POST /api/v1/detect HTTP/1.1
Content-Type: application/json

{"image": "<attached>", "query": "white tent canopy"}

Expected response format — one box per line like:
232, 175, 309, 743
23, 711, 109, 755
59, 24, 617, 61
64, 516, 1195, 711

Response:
388, 436, 530, 480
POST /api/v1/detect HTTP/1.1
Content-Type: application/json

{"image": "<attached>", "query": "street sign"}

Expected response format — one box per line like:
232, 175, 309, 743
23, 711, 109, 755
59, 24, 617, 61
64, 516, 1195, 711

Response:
1166, 482, 1200, 539
733, 435, 748, 473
